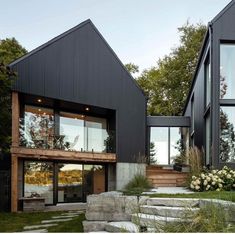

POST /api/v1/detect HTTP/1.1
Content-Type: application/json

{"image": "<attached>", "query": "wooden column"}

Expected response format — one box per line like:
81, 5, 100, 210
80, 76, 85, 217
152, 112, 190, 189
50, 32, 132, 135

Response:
11, 92, 20, 212
12, 92, 20, 147
11, 155, 18, 212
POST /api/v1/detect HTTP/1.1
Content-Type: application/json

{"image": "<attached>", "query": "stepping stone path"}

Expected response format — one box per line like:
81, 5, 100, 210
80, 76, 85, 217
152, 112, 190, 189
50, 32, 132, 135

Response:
22, 211, 83, 233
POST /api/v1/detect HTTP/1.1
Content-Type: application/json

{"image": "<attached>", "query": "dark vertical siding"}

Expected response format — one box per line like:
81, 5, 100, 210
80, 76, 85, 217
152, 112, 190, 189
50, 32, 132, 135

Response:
11, 21, 146, 163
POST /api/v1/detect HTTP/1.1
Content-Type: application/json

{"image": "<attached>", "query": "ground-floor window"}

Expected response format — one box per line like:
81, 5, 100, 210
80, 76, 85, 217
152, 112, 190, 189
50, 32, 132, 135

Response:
150, 127, 188, 165
24, 161, 106, 205
220, 107, 235, 163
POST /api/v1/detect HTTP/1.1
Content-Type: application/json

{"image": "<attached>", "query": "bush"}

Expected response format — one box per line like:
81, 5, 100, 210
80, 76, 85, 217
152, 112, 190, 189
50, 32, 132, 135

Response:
162, 203, 235, 233
123, 174, 152, 195
190, 166, 235, 192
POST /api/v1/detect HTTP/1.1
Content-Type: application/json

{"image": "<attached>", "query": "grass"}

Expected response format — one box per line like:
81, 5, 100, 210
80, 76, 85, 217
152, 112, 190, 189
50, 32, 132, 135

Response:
0, 211, 85, 232
149, 190, 235, 202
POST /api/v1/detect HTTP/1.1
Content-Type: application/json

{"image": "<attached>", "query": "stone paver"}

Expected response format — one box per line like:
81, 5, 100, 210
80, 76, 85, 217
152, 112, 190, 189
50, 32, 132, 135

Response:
52, 215, 79, 219
147, 198, 199, 207
41, 218, 72, 224
22, 229, 48, 233
105, 221, 139, 233
142, 187, 194, 195
23, 224, 58, 230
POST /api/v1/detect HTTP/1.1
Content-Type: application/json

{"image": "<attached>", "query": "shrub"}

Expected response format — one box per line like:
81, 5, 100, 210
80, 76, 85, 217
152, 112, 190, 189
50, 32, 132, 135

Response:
190, 166, 235, 192
162, 203, 235, 233
123, 174, 152, 195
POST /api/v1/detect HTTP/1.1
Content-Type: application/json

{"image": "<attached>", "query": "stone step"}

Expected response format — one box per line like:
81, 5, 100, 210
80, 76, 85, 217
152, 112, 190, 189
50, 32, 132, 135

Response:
131, 213, 186, 229
140, 205, 200, 218
23, 224, 58, 230
60, 211, 83, 216
83, 221, 108, 232
147, 198, 199, 207
22, 229, 48, 233
41, 218, 72, 224
105, 221, 139, 233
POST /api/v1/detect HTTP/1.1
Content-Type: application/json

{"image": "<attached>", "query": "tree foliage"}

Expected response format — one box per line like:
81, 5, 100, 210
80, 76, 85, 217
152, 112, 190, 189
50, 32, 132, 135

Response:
125, 62, 139, 75
136, 22, 207, 115
0, 38, 27, 155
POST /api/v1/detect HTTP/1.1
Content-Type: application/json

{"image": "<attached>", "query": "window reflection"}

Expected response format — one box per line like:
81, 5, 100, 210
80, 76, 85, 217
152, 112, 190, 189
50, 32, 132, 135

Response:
58, 164, 83, 203
150, 127, 168, 164
170, 128, 181, 164
220, 107, 235, 163
220, 44, 235, 99
205, 58, 211, 106
24, 161, 53, 204
22, 105, 54, 149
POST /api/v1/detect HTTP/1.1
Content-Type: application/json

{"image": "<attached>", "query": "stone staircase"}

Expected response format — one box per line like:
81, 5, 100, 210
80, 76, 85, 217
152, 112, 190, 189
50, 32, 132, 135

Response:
146, 165, 188, 187
85, 197, 200, 233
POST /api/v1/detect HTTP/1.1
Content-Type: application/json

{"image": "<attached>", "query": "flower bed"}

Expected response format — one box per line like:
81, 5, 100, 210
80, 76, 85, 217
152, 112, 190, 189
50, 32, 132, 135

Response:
190, 166, 235, 192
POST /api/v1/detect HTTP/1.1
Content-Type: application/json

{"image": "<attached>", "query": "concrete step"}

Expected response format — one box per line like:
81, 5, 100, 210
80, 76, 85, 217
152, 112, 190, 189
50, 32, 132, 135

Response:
140, 205, 200, 218
105, 221, 139, 233
147, 198, 199, 207
131, 213, 187, 229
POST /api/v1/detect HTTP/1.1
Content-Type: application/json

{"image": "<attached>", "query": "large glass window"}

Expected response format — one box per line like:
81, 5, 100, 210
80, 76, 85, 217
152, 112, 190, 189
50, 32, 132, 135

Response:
59, 112, 85, 151
150, 127, 168, 164
170, 128, 181, 164
220, 44, 235, 99
22, 106, 54, 149
150, 127, 186, 165
220, 107, 235, 163
24, 161, 54, 205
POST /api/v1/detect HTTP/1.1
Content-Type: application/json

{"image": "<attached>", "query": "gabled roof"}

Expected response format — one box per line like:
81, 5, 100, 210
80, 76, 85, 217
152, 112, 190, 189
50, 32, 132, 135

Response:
9, 19, 145, 97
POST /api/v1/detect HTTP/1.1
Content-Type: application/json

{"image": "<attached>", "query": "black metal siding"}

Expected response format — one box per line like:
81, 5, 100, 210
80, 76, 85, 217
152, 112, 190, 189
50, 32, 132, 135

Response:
10, 21, 146, 163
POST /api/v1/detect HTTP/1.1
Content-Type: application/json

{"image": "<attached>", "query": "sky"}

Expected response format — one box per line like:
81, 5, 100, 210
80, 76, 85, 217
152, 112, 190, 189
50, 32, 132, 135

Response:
0, 0, 231, 72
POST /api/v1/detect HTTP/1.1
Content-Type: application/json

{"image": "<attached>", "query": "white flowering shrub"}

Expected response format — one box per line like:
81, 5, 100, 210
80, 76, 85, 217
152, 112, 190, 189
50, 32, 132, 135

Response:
190, 166, 235, 192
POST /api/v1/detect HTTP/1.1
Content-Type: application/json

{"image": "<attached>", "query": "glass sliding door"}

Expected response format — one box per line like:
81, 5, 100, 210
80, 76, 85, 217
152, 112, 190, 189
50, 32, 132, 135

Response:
24, 161, 54, 204
57, 164, 83, 203
150, 127, 169, 164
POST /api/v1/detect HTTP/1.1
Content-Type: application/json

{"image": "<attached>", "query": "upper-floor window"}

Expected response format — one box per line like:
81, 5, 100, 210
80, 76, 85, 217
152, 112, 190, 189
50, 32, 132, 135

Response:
205, 57, 211, 106
220, 44, 235, 99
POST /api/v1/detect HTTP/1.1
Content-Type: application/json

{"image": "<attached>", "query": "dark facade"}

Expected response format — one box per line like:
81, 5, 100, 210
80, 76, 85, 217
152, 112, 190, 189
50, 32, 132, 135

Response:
10, 20, 146, 163
183, 0, 235, 169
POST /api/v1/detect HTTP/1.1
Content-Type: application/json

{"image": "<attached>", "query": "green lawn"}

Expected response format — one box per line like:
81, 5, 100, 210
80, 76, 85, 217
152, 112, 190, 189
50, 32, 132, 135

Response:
0, 211, 85, 232
149, 191, 235, 202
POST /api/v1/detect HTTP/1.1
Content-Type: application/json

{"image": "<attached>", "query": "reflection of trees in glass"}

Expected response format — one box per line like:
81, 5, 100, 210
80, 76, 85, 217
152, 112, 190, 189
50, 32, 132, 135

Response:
104, 130, 115, 153
20, 113, 72, 150
220, 75, 227, 99
220, 109, 235, 162
24, 162, 53, 185
149, 142, 157, 164
58, 170, 83, 185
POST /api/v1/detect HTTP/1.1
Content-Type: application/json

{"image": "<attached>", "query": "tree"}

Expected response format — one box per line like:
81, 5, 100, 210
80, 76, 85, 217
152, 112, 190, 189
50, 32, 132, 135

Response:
149, 142, 157, 164
136, 22, 207, 115
125, 63, 139, 75
0, 38, 27, 157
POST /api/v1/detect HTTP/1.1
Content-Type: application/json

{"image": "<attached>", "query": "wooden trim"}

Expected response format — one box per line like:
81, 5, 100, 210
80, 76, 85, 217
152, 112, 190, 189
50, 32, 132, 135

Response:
11, 147, 116, 163
12, 92, 20, 147
11, 155, 18, 212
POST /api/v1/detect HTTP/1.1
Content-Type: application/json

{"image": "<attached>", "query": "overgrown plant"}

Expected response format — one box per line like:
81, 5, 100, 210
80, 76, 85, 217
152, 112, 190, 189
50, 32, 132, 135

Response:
187, 146, 204, 176
123, 174, 152, 195
162, 203, 235, 233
